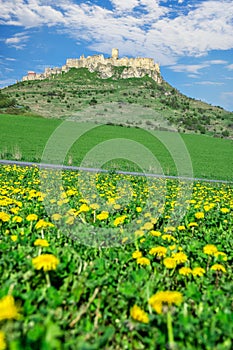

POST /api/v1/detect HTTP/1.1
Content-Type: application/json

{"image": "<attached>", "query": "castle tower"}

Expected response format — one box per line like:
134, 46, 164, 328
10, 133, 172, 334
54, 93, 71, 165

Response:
112, 48, 119, 60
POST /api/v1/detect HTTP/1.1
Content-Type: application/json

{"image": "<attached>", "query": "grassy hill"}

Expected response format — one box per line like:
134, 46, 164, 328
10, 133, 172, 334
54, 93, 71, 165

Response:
1, 67, 233, 138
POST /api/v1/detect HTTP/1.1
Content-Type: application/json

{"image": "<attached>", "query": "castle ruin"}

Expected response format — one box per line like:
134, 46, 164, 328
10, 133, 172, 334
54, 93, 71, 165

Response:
22, 49, 161, 83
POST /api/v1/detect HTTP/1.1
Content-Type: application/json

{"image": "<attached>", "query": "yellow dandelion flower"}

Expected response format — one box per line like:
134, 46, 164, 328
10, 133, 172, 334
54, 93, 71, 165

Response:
32, 254, 59, 271
203, 244, 218, 255
188, 222, 198, 227
162, 234, 176, 242
90, 203, 100, 210
121, 237, 128, 244
192, 267, 205, 277
10, 235, 17, 242
214, 251, 227, 261
168, 244, 177, 251
195, 212, 204, 219
113, 215, 126, 226
163, 226, 175, 233
210, 264, 226, 273
143, 222, 154, 230
0, 331, 6, 350
65, 216, 75, 225
78, 204, 90, 213
140, 238, 146, 243
130, 305, 149, 324
172, 252, 188, 264
220, 208, 230, 214
136, 207, 142, 213
0, 212, 10, 222
0, 295, 20, 321
12, 216, 23, 223
149, 291, 183, 314
26, 214, 38, 221
113, 204, 121, 210
149, 246, 167, 257
177, 225, 186, 231
34, 239, 49, 247
179, 267, 192, 276
136, 257, 150, 266
35, 219, 54, 230
149, 230, 162, 237
132, 251, 142, 259
51, 213, 62, 221
134, 230, 144, 237
96, 211, 109, 221
163, 258, 177, 269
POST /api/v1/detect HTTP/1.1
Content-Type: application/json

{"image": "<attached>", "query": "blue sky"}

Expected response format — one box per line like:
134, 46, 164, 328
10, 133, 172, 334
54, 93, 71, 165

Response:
0, 0, 233, 111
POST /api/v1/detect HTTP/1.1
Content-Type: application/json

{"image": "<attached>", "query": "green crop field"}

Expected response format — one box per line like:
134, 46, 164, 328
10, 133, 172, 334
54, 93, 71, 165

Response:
0, 113, 233, 181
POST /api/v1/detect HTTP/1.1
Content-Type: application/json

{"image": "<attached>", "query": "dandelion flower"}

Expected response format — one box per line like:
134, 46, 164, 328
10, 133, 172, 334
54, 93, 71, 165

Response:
136, 257, 150, 266
195, 212, 204, 219
12, 216, 23, 223
149, 291, 183, 314
0, 295, 20, 321
96, 211, 109, 221
162, 234, 176, 242
130, 305, 149, 324
188, 222, 198, 228
192, 267, 205, 277
163, 258, 176, 269
51, 213, 62, 221
149, 230, 162, 237
172, 252, 188, 264
179, 267, 192, 276
26, 214, 38, 221
35, 219, 54, 230
32, 254, 59, 271
0, 212, 10, 222
214, 251, 227, 261
34, 239, 49, 247
178, 225, 186, 231
210, 264, 226, 273
149, 246, 167, 257
113, 215, 126, 226
132, 251, 142, 259
78, 204, 90, 213
203, 244, 218, 255
10, 235, 17, 242
220, 208, 230, 214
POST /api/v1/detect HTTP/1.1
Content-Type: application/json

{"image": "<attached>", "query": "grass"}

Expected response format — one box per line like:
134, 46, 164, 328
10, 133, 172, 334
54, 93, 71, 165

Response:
0, 113, 233, 180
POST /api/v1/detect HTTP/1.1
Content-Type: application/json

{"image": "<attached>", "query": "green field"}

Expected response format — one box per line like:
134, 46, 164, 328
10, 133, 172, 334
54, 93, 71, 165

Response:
0, 115, 233, 180
0, 113, 233, 180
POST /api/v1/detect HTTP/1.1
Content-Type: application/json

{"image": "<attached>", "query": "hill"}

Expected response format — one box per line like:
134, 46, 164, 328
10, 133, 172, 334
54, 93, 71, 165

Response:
1, 66, 233, 138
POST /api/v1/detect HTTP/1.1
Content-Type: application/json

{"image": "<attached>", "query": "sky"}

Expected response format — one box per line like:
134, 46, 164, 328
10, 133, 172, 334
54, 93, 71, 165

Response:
0, 0, 233, 111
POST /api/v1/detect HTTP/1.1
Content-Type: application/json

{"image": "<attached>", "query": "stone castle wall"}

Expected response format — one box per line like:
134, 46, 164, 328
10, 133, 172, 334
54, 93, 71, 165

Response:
22, 49, 161, 83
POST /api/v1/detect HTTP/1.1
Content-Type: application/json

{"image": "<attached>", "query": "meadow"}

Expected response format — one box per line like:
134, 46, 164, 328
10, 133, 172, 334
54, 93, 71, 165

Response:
0, 164, 232, 349
1, 114, 233, 181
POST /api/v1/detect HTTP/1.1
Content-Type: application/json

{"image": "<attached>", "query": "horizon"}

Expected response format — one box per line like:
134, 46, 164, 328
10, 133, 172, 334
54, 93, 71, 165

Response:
0, 0, 233, 112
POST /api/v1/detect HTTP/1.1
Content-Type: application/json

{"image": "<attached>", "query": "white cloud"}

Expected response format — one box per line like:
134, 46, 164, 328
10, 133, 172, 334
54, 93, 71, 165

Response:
168, 64, 209, 74
227, 64, 233, 70
5, 32, 29, 49
0, 0, 233, 65
195, 81, 224, 86
205, 60, 228, 65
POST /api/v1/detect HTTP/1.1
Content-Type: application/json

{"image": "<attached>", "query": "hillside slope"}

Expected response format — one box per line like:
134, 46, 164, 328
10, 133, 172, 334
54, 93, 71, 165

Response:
2, 67, 233, 138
